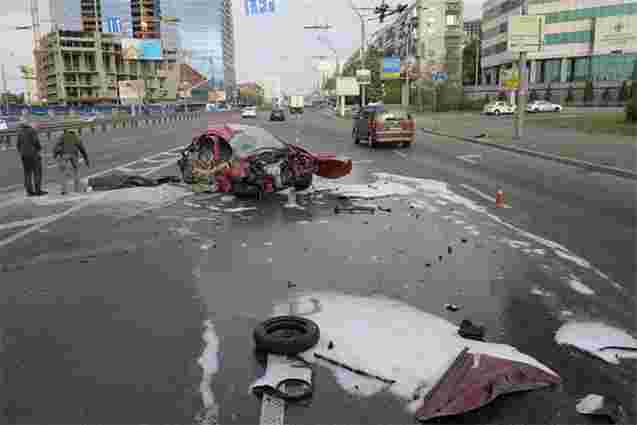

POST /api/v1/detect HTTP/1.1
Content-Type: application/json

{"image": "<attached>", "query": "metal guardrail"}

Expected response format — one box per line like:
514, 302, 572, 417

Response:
0, 112, 203, 143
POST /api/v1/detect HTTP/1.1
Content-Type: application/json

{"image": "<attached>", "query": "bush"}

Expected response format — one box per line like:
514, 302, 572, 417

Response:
583, 80, 595, 104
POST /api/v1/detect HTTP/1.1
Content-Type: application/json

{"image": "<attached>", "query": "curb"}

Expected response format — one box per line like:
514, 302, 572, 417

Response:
421, 128, 637, 181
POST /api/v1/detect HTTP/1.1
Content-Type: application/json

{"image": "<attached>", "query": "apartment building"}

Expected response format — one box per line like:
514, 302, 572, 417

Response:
481, 0, 637, 85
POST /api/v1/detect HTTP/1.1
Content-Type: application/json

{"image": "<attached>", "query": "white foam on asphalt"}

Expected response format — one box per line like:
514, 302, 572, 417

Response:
555, 321, 637, 364
273, 291, 558, 406
565, 275, 595, 295
198, 320, 220, 413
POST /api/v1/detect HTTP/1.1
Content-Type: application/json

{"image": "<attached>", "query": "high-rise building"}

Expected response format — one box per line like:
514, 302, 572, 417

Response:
481, 0, 637, 85
464, 19, 481, 41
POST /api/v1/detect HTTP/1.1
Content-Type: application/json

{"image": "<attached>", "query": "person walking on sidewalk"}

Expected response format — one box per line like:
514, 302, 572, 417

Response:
53, 129, 90, 195
16, 119, 46, 196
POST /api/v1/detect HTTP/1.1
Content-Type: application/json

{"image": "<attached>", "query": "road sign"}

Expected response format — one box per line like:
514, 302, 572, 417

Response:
432, 71, 448, 82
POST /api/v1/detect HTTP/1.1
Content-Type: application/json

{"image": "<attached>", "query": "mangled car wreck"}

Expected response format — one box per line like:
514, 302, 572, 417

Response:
178, 125, 352, 196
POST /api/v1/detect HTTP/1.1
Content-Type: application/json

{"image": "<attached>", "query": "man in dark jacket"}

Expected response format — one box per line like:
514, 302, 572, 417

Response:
16, 120, 46, 196
53, 129, 90, 194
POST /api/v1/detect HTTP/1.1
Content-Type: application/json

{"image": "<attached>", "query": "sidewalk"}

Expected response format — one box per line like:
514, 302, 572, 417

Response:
409, 111, 636, 173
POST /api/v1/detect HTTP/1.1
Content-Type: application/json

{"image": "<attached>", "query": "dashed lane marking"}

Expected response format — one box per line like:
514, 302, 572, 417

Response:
457, 154, 482, 165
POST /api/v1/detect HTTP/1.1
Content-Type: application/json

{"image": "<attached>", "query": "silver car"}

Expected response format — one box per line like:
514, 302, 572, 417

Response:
526, 100, 562, 113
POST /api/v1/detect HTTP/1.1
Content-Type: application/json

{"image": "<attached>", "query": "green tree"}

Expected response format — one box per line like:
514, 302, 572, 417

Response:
618, 81, 629, 102
583, 80, 595, 104
544, 84, 552, 101
565, 86, 575, 104
462, 39, 480, 85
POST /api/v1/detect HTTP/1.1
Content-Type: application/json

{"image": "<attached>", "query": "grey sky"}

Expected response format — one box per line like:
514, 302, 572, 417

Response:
0, 0, 484, 93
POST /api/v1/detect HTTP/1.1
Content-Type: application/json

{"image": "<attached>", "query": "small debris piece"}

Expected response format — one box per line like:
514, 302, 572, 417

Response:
448, 246, 453, 255
576, 394, 628, 424
328, 341, 334, 350
445, 303, 460, 312
461, 238, 468, 243
264, 242, 273, 247
334, 205, 376, 214
425, 263, 432, 268
241, 242, 248, 248
287, 281, 296, 288
458, 319, 486, 341
363, 220, 369, 224
377, 206, 392, 213
438, 255, 443, 262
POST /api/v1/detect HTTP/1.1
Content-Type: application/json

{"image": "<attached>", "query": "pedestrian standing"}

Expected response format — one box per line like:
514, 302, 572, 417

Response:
16, 119, 46, 196
53, 129, 90, 195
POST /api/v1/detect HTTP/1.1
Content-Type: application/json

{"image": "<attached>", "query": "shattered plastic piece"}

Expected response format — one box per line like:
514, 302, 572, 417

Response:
458, 320, 485, 341
251, 354, 313, 400
225, 207, 257, 213
201, 241, 216, 250
555, 322, 637, 364
445, 304, 460, 312
576, 394, 628, 424
264, 242, 273, 247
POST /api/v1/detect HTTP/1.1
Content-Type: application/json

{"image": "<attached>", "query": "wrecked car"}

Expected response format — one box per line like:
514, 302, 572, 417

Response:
177, 125, 352, 197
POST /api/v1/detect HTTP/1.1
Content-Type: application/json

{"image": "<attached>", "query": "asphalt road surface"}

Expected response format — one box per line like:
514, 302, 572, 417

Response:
0, 110, 635, 424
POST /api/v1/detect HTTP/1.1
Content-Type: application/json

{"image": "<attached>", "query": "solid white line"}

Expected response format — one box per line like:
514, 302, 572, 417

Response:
460, 183, 511, 208
0, 215, 62, 232
393, 150, 408, 159
0, 192, 108, 249
457, 154, 481, 165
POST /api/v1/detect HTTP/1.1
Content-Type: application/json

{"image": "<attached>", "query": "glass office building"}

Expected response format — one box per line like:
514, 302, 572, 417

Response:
49, 0, 83, 30
481, 0, 637, 84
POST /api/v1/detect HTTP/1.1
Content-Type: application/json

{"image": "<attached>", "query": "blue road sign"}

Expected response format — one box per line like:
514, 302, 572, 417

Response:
245, 0, 276, 16
432, 71, 448, 82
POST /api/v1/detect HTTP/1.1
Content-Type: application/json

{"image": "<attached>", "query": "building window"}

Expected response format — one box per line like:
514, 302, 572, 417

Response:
572, 57, 590, 81
592, 54, 637, 81
544, 31, 592, 45
446, 14, 458, 26
544, 3, 637, 24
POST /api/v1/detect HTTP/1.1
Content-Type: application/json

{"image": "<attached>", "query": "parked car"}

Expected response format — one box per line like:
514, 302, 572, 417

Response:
270, 108, 285, 121
0, 118, 8, 130
241, 106, 257, 118
177, 125, 352, 197
483, 101, 516, 116
526, 100, 562, 113
352, 106, 415, 148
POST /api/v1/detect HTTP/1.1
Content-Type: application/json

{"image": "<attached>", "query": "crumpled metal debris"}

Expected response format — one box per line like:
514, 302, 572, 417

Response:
458, 319, 485, 341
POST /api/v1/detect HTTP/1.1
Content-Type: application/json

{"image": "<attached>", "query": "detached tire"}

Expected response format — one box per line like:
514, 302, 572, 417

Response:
254, 316, 320, 355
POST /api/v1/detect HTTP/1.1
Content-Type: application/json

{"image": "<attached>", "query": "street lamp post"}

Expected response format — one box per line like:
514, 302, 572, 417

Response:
349, 0, 367, 107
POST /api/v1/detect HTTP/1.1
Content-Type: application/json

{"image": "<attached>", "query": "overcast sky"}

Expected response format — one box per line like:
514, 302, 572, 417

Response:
0, 0, 484, 93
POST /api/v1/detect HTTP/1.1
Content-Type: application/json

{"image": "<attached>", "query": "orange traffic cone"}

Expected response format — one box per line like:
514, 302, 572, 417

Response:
495, 190, 505, 208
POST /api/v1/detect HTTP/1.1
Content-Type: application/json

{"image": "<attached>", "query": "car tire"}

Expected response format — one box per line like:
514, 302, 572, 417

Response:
402, 142, 411, 148
253, 316, 320, 355
494, 110, 501, 116
294, 174, 313, 191
554, 107, 560, 112
353, 129, 360, 144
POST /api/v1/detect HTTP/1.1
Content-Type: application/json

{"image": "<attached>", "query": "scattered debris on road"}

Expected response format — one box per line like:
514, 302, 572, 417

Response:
444, 303, 461, 312
458, 319, 486, 341
555, 321, 637, 364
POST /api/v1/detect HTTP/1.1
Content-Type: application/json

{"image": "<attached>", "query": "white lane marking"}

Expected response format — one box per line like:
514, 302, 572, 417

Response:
457, 154, 481, 164
0, 215, 62, 232
393, 150, 408, 159
0, 192, 108, 249
0, 145, 187, 249
47, 158, 85, 169
459, 183, 511, 208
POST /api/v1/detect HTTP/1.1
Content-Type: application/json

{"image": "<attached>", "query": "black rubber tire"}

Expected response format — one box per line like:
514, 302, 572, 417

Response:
254, 316, 320, 355
294, 174, 313, 191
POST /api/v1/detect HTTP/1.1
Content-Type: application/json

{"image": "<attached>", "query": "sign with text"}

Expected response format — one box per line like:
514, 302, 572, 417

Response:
500, 68, 520, 90
507, 15, 544, 53
594, 15, 637, 55
356, 69, 371, 85
121, 38, 162, 60
245, 0, 276, 16
335, 77, 359, 96
381, 57, 401, 79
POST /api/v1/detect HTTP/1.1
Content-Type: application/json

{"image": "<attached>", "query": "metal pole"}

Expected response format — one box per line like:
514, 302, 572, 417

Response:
416, 0, 425, 112
360, 17, 366, 107
1, 63, 8, 114
475, 39, 480, 87
514, 2, 528, 139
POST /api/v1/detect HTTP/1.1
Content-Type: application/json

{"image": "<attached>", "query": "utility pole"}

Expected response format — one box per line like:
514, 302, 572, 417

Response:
1, 64, 8, 114
416, 0, 425, 112
474, 38, 480, 87
514, 1, 529, 139
349, 0, 366, 107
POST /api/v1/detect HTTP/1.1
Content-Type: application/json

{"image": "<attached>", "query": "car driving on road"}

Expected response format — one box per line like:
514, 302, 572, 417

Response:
483, 101, 516, 116
352, 105, 415, 148
269, 108, 285, 121
526, 100, 562, 113
241, 106, 257, 118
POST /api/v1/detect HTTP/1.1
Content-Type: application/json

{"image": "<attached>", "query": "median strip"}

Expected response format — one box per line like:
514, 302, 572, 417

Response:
421, 128, 637, 181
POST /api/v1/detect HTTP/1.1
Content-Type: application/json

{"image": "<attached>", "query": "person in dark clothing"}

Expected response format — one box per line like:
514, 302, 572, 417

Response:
16, 120, 46, 196
53, 129, 90, 194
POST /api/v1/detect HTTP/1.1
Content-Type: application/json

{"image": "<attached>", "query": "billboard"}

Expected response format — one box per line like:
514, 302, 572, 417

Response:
594, 15, 637, 55
118, 80, 146, 105
356, 69, 371, 85
245, 0, 276, 16
121, 39, 162, 60
507, 16, 545, 53
500, 68, 519, 90
381, 57, 401, 80
335, 77, 359, 96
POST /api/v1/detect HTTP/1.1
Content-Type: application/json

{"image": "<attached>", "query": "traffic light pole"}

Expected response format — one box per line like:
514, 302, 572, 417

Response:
513, 1, 529, 139
415, 0, 425, 112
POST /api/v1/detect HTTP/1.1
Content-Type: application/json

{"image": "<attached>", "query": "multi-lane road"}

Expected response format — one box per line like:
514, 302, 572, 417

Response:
0, 109, 635, 424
